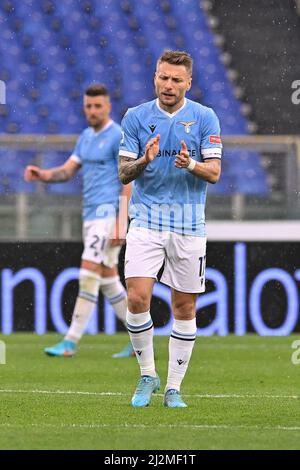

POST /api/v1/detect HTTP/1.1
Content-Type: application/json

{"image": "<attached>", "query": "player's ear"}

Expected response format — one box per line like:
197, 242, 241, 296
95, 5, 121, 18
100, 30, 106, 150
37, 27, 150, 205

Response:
186, 77, 192, 92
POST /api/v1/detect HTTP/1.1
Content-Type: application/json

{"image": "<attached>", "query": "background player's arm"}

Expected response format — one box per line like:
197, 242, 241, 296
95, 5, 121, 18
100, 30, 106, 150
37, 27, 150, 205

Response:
24, 157, 81, 183
175, 141, 221, 184
110, 183, 132, 246
119, 135, 160, 184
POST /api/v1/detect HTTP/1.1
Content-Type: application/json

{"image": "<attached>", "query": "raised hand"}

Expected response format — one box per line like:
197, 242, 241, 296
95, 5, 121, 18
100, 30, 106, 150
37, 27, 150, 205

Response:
174, 140, 190, 169
144, 134, 160, 163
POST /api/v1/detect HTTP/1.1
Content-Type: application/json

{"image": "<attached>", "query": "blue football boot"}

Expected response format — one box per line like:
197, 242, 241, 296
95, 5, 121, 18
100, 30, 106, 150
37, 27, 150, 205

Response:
163, 389, 187, 408
112, 341, 135, 358
131, 375, 160, 407
44, 339, 77, 357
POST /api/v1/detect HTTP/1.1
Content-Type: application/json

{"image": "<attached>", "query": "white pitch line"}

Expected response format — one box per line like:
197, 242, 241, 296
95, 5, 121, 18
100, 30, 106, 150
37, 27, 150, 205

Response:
0, 389, 298, 399
0, 389, 123, 396
0, 422, 300, 432
185, 394, 299, 399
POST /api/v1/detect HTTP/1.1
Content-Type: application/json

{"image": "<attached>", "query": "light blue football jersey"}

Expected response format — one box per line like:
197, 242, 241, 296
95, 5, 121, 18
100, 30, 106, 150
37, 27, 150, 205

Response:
119, 98, 222, 236
71, 120, 123, 221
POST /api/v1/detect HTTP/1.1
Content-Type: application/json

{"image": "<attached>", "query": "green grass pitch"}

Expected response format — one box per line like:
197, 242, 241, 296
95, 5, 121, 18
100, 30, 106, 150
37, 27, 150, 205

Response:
0, 333, 300, 450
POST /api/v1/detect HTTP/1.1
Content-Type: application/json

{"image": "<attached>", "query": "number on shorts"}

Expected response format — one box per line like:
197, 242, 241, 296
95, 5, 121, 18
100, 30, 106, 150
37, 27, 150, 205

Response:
90, 235, 100, 251
89, 235, 106, 256
198, 255, 206, 277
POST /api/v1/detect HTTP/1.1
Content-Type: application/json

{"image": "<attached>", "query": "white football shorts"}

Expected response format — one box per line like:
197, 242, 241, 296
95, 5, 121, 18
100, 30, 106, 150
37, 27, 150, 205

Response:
82, 218, 121, 268
125, 226, 207, 293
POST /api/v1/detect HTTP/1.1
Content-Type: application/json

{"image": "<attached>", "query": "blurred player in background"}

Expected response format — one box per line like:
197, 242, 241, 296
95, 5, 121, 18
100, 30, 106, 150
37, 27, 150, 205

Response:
25, 84, 133, 358
119, 50, 222, 407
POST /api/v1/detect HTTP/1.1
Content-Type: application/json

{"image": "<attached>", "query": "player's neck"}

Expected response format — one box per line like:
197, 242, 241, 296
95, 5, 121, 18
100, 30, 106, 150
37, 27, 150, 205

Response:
92, 118, 111, 133
158, 98, 186, 115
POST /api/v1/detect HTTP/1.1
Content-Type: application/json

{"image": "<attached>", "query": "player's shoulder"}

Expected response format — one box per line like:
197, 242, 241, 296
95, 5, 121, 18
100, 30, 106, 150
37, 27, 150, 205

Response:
80, 127, 93, 138
76, 127, 91, 143
186, 99, 218, 119
123, 100, 157, 121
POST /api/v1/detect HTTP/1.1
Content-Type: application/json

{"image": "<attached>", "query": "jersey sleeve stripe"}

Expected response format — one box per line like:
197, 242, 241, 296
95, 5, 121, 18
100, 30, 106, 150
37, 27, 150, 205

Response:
201, 148, 222, 155
202, 156, 222, 161
119, 150, 138, 159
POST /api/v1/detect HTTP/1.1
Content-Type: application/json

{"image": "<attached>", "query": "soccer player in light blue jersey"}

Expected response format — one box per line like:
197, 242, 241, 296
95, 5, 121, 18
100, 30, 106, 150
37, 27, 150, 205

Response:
25, 84, 133, 358
119, 51, 222, 408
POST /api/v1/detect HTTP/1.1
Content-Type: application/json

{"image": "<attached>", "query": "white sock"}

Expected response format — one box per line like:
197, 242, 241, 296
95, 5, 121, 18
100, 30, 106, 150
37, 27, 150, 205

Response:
126, 309, 156, 377
100, 276, 127, 324
166, 318, 197, 392
65, 269, 101, 343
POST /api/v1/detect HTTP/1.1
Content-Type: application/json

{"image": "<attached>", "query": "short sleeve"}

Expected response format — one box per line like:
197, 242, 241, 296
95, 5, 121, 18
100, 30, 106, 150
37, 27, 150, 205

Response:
200, 108, 222, 160
70, 134, 84, 164
119, 109, 139, 159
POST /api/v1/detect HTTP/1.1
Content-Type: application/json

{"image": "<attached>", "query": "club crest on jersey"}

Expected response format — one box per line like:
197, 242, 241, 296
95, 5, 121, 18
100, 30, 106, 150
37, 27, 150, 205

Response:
98, 139, 107, 149
178, 121, 196, 134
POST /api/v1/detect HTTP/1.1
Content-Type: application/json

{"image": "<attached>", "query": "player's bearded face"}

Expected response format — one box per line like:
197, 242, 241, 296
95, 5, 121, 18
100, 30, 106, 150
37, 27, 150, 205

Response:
155, 63, 192, 109
83, 95, 111, 128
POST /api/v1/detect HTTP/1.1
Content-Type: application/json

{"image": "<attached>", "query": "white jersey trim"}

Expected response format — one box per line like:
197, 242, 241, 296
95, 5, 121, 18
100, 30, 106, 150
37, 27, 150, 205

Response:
202, 147, 222, 155
70, 154, 82, 164
119, 150, 138, 159
92, 119, 114, 135
155, 98, 187, 118
202, 148, 222, 161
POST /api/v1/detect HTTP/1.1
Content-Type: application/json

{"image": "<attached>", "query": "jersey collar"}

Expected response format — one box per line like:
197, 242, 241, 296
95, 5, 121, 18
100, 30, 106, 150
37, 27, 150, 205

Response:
155, 98, 187, 118
91, 119, 114, 135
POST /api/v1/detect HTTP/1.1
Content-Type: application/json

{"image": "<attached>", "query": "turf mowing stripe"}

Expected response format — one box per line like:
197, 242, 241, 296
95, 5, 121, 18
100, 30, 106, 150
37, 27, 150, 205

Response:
0, 423, 300, 432
5, 343, 291, 349
0, 389, 298, 399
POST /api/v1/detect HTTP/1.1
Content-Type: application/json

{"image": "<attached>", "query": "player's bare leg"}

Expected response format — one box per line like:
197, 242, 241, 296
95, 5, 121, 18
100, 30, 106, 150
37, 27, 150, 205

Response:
164, 289, 197, 408
126, 277, 160, 407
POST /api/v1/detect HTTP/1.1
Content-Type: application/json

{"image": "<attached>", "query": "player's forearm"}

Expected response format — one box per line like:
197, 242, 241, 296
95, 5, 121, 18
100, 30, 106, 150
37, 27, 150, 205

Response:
189, 160, 221, 184
119, 156, 148, 184
44, 166, 71, 183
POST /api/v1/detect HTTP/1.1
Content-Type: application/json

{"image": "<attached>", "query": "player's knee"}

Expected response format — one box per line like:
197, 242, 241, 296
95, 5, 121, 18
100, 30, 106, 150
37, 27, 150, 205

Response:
127, 286, 150, 313
172, 298, 195, 320
79, 269, 101, 297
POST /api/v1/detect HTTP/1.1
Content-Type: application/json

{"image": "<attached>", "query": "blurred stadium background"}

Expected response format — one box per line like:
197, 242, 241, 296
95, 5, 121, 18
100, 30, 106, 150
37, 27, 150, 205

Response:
0, 0, 300, 335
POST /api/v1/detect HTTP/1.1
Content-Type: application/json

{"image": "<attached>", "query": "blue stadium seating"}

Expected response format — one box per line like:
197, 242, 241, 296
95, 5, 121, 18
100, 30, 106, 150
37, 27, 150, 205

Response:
0, 0, 268, 195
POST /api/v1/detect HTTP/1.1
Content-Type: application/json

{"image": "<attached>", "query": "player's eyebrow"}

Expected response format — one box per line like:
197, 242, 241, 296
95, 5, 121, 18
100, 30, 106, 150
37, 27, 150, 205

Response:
159, 74, 184, 81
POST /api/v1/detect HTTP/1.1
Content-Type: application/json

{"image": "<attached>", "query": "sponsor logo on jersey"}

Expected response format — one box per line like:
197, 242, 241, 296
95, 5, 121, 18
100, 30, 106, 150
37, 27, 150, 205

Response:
178, 121, 196, 134
209, 135, 222, 144
157, 149, 197, 158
